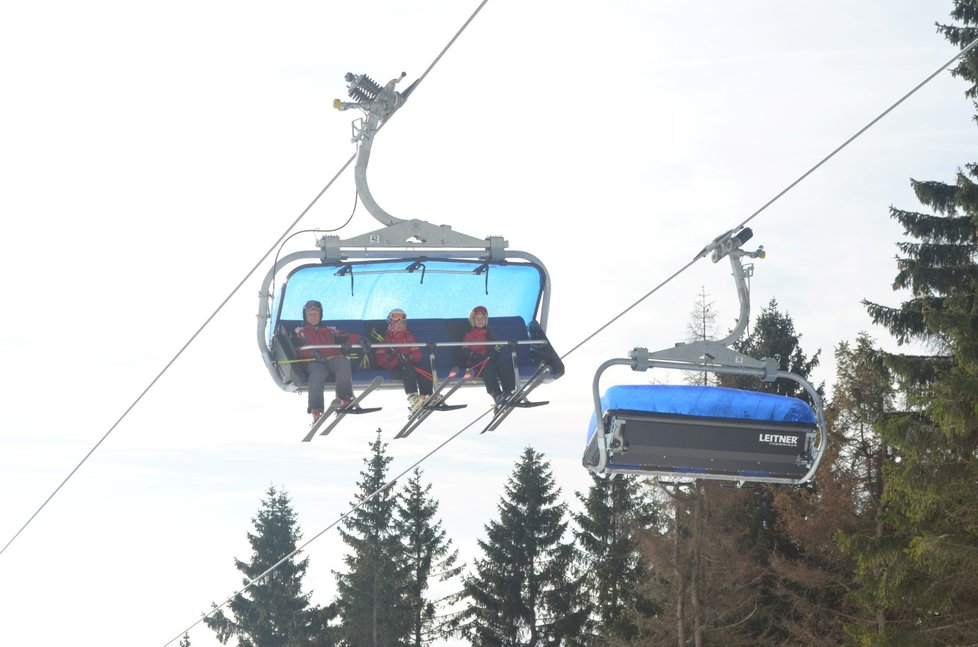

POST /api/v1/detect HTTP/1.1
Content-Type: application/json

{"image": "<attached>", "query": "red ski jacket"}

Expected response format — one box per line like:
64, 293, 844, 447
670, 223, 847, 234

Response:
294, 324, 358, 358
462, 326, 497, 358
375, 328, 422, 368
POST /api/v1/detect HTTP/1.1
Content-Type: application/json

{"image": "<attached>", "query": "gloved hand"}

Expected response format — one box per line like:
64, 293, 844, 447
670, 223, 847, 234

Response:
313, 350, 327, 363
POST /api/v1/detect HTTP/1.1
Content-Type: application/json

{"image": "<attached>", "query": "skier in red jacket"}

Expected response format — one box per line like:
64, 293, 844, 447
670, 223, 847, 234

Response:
293, 300, 359, 424
461, 305, 516, 407
375, 308, 434, 413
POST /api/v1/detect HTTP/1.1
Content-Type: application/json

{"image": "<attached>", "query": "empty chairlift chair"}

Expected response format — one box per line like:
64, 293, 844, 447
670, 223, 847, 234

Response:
582, 229, 827, 485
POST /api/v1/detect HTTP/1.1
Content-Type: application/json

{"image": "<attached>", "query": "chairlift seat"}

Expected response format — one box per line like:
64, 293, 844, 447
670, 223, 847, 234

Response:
585, 385, 817, 482
273, 316, 563, 390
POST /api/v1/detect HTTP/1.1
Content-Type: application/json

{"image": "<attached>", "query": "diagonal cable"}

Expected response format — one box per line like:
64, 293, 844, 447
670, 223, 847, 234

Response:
0, 155, 355, 560
2, 0, 490, 562
735, 35, 978, 232
565, 34, 978, 359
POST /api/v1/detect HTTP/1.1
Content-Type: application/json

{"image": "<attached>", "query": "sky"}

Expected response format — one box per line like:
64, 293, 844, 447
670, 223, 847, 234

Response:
1, 1, 975, 645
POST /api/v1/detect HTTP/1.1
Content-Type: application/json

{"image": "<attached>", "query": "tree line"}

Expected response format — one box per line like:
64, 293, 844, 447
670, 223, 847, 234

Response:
202, 436, 657, 646
194, 2, 978, 645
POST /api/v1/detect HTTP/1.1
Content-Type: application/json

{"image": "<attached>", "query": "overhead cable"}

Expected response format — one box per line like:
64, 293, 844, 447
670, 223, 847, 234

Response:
563, 34, 978, 360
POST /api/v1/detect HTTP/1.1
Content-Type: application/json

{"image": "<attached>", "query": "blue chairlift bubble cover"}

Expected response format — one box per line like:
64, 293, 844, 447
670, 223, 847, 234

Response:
586, 384, 816, 443
273, 260, 544, 336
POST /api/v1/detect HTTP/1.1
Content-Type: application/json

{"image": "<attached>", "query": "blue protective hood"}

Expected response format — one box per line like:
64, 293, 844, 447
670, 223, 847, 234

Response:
587, 384, 815, 442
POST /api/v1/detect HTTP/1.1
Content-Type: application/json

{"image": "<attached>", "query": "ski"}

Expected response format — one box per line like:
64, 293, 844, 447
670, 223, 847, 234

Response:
395, 368, 470, 439
481, 364, 551, 434
302, 376, 384, 442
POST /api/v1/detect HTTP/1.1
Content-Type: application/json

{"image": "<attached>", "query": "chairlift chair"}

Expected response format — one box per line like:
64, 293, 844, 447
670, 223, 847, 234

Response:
257, 71, 564, 398
582, 229, 827, 485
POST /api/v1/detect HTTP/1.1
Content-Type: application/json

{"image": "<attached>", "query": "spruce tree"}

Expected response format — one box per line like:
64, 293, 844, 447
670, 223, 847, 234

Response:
684, 286, 723, 386
630, 482, 772, 647
730, 297, 822, 400
334, 433, 412, 646
306, 604, 340, 647
767, 334, 896, 644
939, 0, 978, 117
852, 4, 978, 643
621, 299, 826, 645
395, 469, 463, 647
571, 473, 658, 642
827, 334, 895, 480
637, 300, 821, 645
858, 183, 978, 643
729, 300, 822, 642
454, 447, 585, 645
205, 486, 330, 647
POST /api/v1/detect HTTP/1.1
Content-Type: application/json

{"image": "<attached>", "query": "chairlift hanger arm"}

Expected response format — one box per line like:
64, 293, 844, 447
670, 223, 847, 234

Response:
645, 229, 771, 377
334, 72, 418, 227
695, 227, 767, 346
331, 70, 511, 260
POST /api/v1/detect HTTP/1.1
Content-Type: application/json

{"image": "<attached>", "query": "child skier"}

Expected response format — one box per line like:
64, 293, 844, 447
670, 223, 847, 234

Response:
294, 300, 360, 424
461, 305, 516, 408
375, 308, 434, 413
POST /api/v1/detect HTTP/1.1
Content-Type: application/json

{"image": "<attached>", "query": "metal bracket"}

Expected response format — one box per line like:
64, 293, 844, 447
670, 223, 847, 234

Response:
319, 236, 344, 262
630, 347, 650, 371
316, 222, 508, 261
609, 418, 627, 452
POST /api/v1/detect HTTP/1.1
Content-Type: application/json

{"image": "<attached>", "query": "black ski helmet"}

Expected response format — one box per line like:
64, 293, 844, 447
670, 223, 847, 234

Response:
303, 300, 323, 324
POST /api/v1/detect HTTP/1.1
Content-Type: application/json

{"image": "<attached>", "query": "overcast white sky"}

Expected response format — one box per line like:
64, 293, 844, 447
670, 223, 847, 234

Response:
1, 1, 975, 645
